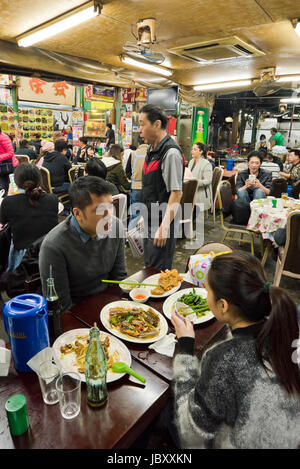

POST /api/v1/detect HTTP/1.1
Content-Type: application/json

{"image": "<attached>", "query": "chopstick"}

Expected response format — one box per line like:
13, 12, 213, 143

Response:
101, 280, 160, 287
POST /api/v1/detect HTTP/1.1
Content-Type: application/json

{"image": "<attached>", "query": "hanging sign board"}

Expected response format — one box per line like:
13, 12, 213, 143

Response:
19, 77, 75, 106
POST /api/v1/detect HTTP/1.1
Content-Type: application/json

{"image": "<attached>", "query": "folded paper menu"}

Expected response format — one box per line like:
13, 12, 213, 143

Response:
148, 333, 177, 357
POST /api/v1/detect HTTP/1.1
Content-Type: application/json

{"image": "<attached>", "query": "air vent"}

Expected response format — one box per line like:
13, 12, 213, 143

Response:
168, 36, 264, 63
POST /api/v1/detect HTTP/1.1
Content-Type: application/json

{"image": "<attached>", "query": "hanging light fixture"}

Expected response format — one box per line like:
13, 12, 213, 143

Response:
17, 1, 102, 47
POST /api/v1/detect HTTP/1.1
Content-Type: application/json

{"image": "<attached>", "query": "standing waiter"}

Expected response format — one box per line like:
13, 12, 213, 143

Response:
138, 104, 183, 270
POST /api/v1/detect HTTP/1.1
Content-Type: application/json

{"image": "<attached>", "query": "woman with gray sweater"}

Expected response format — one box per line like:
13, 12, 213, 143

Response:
171, 251, 300, 449
188, 143, 212, 211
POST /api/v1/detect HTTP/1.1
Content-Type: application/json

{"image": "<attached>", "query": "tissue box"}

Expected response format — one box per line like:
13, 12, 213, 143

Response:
0, 347, 11, 376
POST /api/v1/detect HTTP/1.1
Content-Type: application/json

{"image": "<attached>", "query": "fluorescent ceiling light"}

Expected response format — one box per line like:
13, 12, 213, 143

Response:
277, 75, 300, 83
121, 56, 173, 77
17, 1, 101, 47
280, 98, 300, 103
194, 79, 252, 91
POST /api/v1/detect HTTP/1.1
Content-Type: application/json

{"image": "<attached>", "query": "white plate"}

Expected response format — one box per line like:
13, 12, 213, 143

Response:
162, 288, 214, 325
52, 328, 131, 383
100, 301, 168, 343
142, 273, 183, 298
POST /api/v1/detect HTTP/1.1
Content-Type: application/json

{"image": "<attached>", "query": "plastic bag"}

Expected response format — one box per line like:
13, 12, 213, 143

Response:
127, 225, 144, 258
188, 250, 231, 287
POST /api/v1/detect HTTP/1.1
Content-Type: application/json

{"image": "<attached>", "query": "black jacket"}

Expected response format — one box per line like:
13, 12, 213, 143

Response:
74, 146, 88, 164
236, 168, 272, 192
42, 151, 71, 187
15, 147, 37, 160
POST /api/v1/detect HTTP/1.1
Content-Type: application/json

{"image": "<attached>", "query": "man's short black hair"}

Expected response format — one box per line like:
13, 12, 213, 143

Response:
79, 137, 88, 145
247, 150, 263, 163
85, 158, 107, 179
33, 133, 41, 139
69, 176, 112, 211
54, 139, 68, 153
289, 148, 300, 158
19, 139, 29, 147
271, 127, 278, 133
106, 123, 112, 129
139, 104, 168, 130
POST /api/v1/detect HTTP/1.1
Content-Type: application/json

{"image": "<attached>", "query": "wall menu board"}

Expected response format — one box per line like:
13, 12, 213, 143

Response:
0, 104, 15, 134
18, 107, 53, 141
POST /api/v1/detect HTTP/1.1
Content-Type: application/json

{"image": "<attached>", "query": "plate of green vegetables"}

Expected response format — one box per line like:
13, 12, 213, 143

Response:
162, 288, 214, 324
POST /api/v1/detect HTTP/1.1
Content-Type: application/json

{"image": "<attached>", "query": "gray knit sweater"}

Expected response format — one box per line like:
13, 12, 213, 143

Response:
39, 215, 127, 312
173, 323, 300, 449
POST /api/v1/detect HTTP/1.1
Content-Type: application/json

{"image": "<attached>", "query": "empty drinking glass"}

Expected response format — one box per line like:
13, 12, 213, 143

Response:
38, 361, 60, 405
56, 372, 81, 420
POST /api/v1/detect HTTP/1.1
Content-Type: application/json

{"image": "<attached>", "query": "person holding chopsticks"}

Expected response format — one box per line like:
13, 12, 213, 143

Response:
171, 251, 300, 449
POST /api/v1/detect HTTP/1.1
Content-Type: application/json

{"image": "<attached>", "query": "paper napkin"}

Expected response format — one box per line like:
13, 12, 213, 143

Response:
148, 333, 178, 357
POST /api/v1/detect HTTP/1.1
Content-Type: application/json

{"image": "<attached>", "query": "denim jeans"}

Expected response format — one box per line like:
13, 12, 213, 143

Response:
237, 188, 266, 203
128, 189, 142, 231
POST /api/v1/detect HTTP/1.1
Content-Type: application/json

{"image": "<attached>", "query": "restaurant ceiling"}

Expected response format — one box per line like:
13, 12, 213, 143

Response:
1, 0, 300, 95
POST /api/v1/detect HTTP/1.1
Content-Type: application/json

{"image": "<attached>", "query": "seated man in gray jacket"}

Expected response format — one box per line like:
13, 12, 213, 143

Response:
39, 176, 127, 312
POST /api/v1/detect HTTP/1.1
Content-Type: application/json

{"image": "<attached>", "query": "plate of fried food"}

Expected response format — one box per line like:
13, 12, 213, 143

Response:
52, 328, 131, 383
142, 269, 183, 298
100, 301, 168, 343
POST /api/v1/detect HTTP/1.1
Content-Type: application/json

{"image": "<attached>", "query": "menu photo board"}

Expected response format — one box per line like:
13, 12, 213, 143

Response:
0, 104, 15, 135
18, 106, 53, 141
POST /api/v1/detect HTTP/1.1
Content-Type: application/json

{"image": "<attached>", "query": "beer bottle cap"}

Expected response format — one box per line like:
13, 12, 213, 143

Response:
5, 394, 29, 436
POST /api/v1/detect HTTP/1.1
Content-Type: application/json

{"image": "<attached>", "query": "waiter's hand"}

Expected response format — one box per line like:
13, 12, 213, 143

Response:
153, 224, 169, 247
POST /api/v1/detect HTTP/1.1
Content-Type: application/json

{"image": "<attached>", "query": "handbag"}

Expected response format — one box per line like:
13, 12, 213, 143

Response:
0, 158, 14, 176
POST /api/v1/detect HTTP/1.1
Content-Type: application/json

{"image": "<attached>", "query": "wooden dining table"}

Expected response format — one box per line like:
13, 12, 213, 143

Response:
0, 267, 225, 449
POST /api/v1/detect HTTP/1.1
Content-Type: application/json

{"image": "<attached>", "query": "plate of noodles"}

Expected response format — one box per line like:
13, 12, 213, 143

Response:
52, 328, 131, 383
142, 269, 183, 298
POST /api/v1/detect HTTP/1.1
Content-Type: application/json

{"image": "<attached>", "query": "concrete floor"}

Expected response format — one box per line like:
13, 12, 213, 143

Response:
1, 210, 300, 342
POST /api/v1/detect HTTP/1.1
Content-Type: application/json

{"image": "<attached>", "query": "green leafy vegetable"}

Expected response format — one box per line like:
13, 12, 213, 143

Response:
177, 289, 210, 317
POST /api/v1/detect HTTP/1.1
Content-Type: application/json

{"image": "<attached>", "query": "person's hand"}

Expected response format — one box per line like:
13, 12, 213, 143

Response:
245, 178, 253, 188
171, 310, 195, 339
252, 179, 261, 188
80, 149, 86, 157
153, 224, 169, 247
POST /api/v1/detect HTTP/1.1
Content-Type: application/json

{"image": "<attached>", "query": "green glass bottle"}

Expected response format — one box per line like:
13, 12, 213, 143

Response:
85, 323, 108, 407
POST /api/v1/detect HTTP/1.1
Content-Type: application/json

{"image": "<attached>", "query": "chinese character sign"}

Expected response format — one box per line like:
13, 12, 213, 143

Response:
19, 77, 75, 105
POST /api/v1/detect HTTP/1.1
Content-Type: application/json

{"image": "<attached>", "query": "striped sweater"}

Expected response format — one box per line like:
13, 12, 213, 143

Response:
172, 323, 300, 449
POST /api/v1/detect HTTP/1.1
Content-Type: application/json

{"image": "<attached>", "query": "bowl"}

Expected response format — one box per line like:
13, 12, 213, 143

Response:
129, 287, 150, 303
119, 283, 134, 293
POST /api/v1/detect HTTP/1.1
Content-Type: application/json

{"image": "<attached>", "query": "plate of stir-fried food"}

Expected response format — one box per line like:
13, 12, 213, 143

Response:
52, 329, 131, 383
142, 269, 184, 298
100, 301, 168, 343
162, 288, 214, 325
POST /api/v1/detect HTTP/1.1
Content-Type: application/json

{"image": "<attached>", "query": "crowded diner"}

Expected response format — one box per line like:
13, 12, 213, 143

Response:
0, 0, 300, 453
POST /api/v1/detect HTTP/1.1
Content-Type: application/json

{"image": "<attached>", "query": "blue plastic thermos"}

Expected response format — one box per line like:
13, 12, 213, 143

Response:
226, 159, 234, 170
3, 294, 50, 372
287, 185, 293, 197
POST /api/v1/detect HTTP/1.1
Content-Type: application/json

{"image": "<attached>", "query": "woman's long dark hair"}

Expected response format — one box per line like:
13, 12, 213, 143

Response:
14, 163, 43, 206
194, 142, 207, 158
207, 251, 300, 395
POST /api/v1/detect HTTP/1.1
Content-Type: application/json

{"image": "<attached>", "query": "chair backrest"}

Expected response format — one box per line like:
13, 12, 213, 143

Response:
39, 166, 52, 193
270, 178, 288, 198
180, 179, 198, 221
68, 166, 85, 183
212, 167, 224, 203
291, 180, 300, 199
16, 154, 30, 164
280, 211, 300, 276
112, 194, 127, 222
185, 241, 233, 272
217, 180, 233, 220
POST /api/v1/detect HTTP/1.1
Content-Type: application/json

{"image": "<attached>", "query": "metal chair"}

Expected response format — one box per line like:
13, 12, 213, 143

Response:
217, 180, 255, 254
179, 178, 199, 238
270, 178, 288, 198
273, 211, 300, 286
112, 194, 127, 226
68, 166, 85, 183
211, 167, 223, 223
39, 166, 70, 206
16, 155, 30, 164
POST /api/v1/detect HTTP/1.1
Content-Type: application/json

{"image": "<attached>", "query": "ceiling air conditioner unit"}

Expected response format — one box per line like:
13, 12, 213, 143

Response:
168, 36, 265, 63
